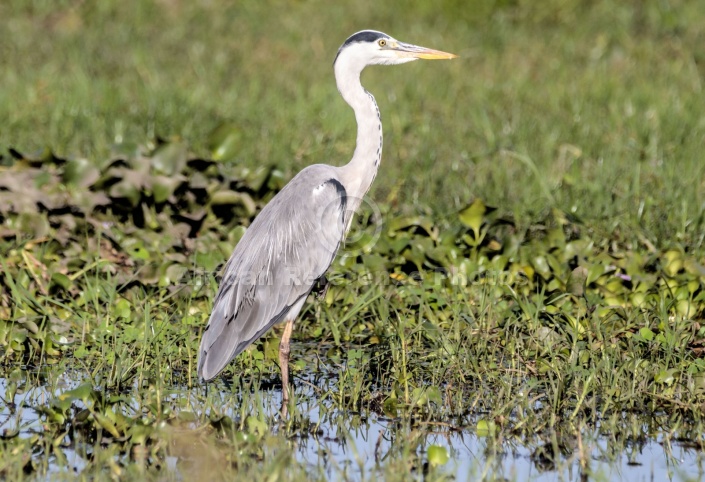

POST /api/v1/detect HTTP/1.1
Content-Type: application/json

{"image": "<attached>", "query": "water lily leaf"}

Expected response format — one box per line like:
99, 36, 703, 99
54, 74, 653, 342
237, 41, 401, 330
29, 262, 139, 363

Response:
402, 246, 425, 271
151, 141, 187, 175
244, 166, 273, 192
684, 258, 705, 278
152, 175, 183, 204
208, 123, 243, 162
128, 423, 152, 445
9, 146, 65, 167
676, 300, 694, 317
476, 419, 496, 437
189, 171, 210, 191
411, 386, 441, 406
426, 245, 451, 265
50, 273, 72, 292
458, 198, 486, 236
62, 158, 100, 187
382, 395, 398, 417
388, 234, 411, 254
122, 239, 150, 261
115, 298, 132, 320
245, 415, 268, 436
388, 216, 417, 232
164, 264, 189, 286
655, 369, 677, 385
587, 263, 605, 285
663, 249, 683, 276
195, 250, 224, 272
93, 412, 121, 438
639, 327, 655, 341
546, 227, 566, 248
108, 178, 141, 207
426, 386, 442, 405
13, 212, 51, 237
17, 318, 39, 334
567, 266, 588, 297
363, 253, 388, 271
210, 190, 256, 217
427, 445, 449, 466
267, 169, 286, 191
57, 383, 94, 406
532, 255, 551, 279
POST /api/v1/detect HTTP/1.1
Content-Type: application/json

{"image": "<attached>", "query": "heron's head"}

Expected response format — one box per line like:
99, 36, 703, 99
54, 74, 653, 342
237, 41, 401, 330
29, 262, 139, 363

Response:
334, 30, 456, 70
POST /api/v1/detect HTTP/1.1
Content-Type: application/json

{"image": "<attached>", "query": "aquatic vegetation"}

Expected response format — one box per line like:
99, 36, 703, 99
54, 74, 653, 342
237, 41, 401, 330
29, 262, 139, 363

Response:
1, 0, 705, 480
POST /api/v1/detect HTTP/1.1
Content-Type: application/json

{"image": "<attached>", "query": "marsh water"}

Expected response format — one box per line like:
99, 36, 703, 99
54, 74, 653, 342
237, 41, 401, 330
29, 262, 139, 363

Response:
2, 371, 703, 482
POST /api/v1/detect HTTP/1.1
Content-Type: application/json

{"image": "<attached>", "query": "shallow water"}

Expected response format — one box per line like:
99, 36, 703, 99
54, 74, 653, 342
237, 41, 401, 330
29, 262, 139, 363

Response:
2, 374, 704, 481
298, 412, 705, 481
287, 392, 705, 481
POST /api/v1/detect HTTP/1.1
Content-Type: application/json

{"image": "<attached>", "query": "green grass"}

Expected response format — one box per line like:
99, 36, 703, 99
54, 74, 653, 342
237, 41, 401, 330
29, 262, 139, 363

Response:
1, 0, 705, 480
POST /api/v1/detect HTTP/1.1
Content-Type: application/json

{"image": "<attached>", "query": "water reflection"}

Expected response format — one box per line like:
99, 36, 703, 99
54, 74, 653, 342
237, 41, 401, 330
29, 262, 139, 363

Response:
2, 374, 704, 481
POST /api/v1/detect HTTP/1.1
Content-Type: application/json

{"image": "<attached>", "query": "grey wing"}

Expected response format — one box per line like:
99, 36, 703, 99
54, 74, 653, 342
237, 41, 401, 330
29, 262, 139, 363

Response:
197, 167, 347, 381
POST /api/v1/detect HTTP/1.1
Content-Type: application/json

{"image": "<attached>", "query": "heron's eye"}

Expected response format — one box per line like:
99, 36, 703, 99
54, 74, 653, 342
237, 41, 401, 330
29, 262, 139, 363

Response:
378, 39, 387, 47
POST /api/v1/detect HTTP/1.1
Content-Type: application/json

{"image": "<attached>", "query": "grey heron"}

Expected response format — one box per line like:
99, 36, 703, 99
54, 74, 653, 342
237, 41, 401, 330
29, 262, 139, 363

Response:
197, 30, 456, 402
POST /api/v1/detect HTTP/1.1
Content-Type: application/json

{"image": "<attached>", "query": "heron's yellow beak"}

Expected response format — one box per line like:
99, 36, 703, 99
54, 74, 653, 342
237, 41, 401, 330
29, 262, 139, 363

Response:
393, 41, 457, 60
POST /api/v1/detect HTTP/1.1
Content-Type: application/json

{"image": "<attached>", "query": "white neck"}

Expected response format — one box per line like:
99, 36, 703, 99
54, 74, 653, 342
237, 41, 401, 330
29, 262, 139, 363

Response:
334, 58, 383, 209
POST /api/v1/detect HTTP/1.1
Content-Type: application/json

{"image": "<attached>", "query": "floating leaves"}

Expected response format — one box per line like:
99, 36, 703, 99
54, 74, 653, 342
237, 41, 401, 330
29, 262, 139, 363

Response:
458, 198, 487, 236
1, 139, 705, 440
427, 445, 449, 467
208, 122, 243, 163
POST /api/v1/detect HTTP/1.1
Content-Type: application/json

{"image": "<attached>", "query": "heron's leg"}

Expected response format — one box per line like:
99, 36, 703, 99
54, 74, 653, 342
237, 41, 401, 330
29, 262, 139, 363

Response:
279, 318, 295, 403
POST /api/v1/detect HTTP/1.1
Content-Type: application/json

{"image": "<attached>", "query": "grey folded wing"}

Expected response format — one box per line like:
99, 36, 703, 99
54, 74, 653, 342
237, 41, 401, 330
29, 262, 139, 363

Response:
197, 166, 347, 380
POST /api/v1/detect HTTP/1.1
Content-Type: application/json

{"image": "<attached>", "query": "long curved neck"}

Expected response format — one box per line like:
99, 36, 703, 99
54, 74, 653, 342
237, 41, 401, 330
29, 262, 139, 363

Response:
335, 62, 382, 205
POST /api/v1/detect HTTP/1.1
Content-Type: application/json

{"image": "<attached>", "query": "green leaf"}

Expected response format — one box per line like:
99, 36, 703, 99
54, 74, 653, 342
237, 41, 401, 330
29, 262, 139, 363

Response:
382, 395, 398, 417
93, 412, 121, 438
566, 266, 588, 297
115, 298, 132, 320
62, 158, 100, 187
639, 327, 655, 341
532, 255, 551, 279
476, 419, 495, 437
50, 272, 72, 291
109, 179, 141, 207
246, 415, 268, 436
152, 175, 183, 203
427, 445, 449, 467
53, 383, 95, 412
655, 369, 677, 385
17, 318, 39, 334
208, 123, 243, 162
128, 423, 153, 445
151, 141, 187, 175
458, 198, 486, 236
210, 190, 256, 216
